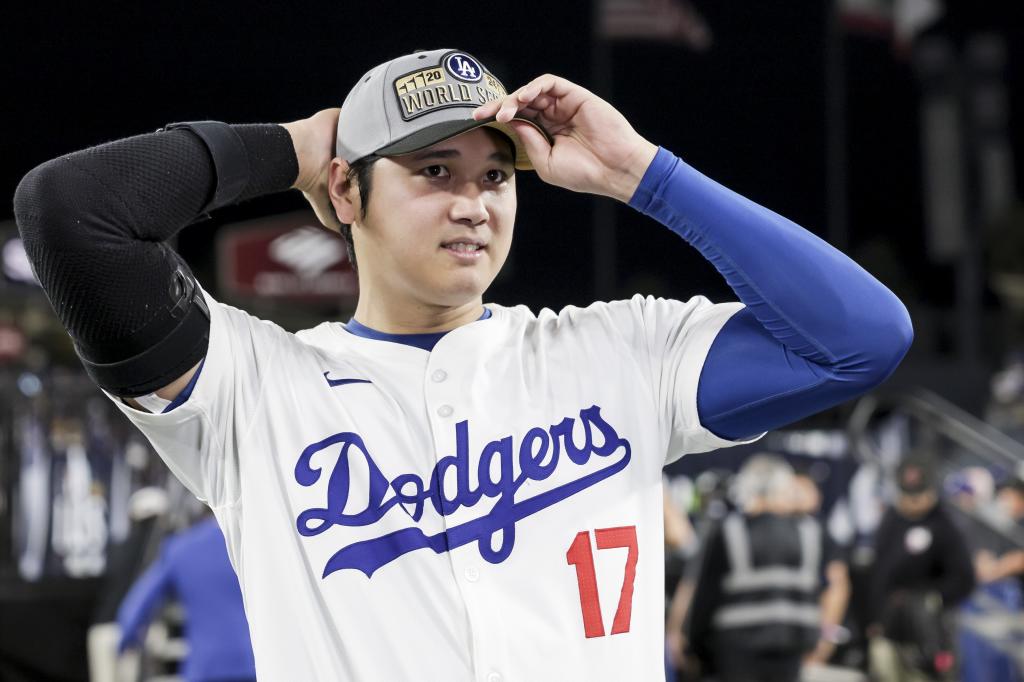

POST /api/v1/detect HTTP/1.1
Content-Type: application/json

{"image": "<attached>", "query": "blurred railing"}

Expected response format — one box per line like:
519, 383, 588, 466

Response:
847, 387, 1024, 549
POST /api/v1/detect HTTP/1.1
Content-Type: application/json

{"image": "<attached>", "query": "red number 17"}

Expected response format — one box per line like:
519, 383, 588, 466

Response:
565, 525, 639, 638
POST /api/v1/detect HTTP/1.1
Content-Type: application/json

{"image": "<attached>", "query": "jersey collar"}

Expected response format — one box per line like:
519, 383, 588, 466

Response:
343, 308, 493, 351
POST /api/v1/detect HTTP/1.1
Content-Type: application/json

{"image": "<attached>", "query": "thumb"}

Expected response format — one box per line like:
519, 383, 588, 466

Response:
508, 120, 552, 172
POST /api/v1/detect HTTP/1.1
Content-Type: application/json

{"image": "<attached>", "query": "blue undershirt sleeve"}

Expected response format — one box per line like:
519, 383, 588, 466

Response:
629, 148, 913, 440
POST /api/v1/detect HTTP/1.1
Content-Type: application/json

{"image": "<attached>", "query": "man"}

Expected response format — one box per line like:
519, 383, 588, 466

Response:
685, 455, 824, 682
117, 516, 256, 682
868, 457, 975, 681
14, 48, 912, 680
975, 477, 1024, 589
792, 470, 852, 669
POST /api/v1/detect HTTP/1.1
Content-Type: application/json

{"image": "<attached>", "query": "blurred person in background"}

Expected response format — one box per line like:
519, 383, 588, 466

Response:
116, 514, 256, 682
665, 483, 696, 557
664, 483, 698, 681
792, 470, 853, 670
665, 470, 734, 681
995, 477, 1024, 527
867, 456, 975, 681
975, 478, 1024, 590
88, 486, 169, 682
684, 455, 821, 682
961, 476, 1024, 682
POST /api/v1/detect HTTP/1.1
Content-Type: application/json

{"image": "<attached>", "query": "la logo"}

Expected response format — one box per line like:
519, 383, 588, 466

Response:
444, 52, 483, 83
453, 57, 477, 79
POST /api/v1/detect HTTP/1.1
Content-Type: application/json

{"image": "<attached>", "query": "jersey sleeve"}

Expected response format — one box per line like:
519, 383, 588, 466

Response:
629, 148, 912, 443
607, 294, 764, 463
103, 287, 291, 507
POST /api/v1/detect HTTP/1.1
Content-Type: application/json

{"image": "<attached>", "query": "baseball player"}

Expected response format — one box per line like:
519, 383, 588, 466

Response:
14, 48, 912, 680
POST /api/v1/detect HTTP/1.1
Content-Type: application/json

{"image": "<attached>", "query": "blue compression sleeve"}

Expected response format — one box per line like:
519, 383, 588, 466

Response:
629, 148, 913, 440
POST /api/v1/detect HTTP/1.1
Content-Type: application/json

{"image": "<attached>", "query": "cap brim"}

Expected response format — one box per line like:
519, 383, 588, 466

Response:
376, 116, 548, 171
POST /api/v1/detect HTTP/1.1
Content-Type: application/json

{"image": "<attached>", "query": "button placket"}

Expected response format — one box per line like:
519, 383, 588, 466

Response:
425, 354, 491, 677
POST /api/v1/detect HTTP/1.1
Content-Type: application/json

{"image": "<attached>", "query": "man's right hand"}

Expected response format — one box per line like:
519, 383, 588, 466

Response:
282, 108, 341, 231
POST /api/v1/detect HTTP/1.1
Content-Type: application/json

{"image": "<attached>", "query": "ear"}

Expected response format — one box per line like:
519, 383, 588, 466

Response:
329, 158, 358, 225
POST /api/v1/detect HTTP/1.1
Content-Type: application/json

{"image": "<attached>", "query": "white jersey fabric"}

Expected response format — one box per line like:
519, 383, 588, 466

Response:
107, 289, 759, 681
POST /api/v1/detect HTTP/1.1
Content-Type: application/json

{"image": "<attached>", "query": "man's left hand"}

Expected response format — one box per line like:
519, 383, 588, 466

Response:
473, 75, 658, 203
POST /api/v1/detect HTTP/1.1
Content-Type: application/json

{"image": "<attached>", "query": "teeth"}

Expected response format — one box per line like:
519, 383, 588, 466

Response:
446, 243, 481, 253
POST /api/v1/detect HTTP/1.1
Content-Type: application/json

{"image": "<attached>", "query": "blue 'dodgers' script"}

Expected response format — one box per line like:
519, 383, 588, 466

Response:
293, 405, 631, 578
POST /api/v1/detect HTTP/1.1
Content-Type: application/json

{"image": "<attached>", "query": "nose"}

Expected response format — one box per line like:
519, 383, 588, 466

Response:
448, 183, 489, 227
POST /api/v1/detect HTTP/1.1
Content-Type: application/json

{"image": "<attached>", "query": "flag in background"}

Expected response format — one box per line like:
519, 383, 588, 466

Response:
596, 0, 713, 51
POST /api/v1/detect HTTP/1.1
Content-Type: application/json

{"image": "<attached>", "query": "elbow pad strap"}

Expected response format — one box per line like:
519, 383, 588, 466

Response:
80, 269, 211, 397
162, 121, 249, 213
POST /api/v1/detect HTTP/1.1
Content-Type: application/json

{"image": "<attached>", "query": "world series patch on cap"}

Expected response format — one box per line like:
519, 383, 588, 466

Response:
336, 48, 549, 170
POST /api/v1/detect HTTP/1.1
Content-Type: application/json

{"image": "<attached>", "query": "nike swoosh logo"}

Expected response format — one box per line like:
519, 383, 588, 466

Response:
323, 372, 372, 388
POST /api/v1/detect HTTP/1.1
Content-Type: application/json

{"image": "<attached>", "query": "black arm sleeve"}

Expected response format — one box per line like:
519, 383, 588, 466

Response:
12, 123, 298, 395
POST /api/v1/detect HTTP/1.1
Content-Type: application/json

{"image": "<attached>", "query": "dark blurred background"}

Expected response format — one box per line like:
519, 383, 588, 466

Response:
2, 1, 1024, 680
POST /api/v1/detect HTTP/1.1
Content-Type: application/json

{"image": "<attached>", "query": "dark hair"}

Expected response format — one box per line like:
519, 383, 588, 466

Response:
338, 154, 381, 270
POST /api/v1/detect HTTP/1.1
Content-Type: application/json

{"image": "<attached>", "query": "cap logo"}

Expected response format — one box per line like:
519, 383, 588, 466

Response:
444, 52, 483, 82
392, 55, 507, 122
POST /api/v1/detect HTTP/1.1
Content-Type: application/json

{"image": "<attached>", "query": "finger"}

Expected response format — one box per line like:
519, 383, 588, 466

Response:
472, 97, 501, 120
502, 77, 579, 122
495, 98, 522, 123
475, 74, 566, 121
497, 77, 557, 122
516, 75, 579, 108
510, 99, 555, 122
507, 120, 552, 171
527, 94, 555, 111
513, 106, 546, 121
473, 84, 534, 121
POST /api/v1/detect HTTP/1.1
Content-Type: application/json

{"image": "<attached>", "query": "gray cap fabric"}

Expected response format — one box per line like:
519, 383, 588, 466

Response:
336, 49, 548, 170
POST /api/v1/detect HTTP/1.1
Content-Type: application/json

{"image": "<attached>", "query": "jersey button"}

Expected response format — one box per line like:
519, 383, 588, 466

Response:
437, 404, 454, 418
486, 673, 503, 682
431, 369, 447, 383
464, 566, 480, 582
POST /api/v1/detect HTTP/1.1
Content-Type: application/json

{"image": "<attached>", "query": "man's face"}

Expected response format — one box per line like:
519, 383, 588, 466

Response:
342, 127, 517, 310
996, 488, 1024, 522
896, 490, 937, 519
792, 475, 822, 515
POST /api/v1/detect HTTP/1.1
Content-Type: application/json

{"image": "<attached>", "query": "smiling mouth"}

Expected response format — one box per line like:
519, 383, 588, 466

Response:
441, 241, 487, 259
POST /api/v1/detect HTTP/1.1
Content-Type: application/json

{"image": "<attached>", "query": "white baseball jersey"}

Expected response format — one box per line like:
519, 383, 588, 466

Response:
107, 288, 759, 681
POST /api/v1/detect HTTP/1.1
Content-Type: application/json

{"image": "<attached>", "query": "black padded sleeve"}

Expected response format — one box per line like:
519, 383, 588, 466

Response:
12, 123, 298, 396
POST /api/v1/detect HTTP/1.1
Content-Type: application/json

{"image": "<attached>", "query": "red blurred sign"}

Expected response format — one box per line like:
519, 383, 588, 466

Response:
218, 211, 358, 302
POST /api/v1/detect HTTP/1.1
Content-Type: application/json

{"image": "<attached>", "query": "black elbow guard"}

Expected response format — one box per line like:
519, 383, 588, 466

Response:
78, 265, 211, 397
16, 120, 296, 397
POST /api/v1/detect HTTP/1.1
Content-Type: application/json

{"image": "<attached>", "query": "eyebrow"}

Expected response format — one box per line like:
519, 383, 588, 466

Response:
410, 148, 515, 166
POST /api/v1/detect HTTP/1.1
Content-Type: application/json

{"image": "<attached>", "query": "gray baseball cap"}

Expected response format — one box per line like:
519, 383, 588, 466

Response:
336, 48, 549, 171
